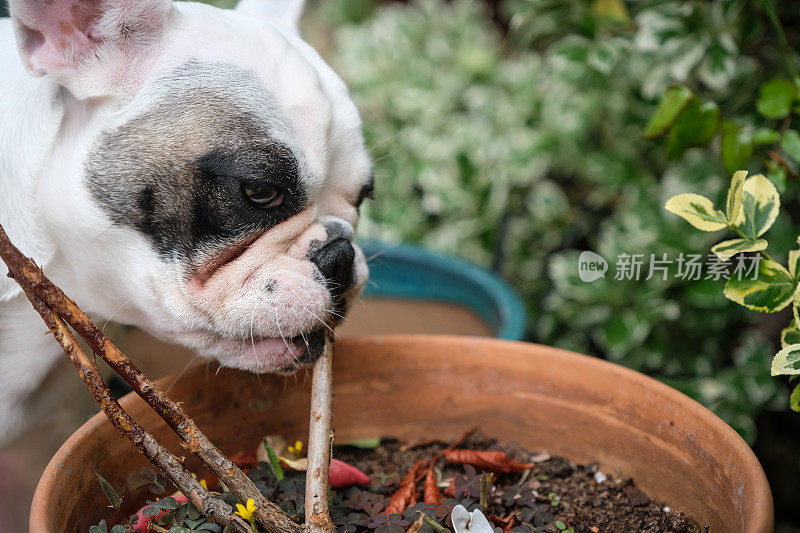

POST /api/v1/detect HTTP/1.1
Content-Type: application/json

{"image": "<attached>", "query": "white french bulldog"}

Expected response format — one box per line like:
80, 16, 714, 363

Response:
0, 0, 372, 443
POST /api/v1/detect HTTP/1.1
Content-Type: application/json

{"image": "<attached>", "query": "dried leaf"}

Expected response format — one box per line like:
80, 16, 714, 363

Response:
423, 467, 443, 506
229, 449, 257, 473
385, 460, 424, 515
444, 449, 533, 473
407, 515, 425, 533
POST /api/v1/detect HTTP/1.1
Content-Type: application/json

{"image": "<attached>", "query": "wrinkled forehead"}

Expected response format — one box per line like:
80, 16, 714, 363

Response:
147, 5, 335, 180
85, 59, 319, 257
126, 58, 317, 182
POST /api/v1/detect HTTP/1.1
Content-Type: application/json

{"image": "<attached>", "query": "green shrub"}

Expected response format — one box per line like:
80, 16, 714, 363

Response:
308, 0, 799, 440
199, 0, 796, 440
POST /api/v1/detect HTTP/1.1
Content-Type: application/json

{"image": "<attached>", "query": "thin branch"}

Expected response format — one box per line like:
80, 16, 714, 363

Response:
0, 223, 297, 533
304, 329, 336, 533
13, 287, 248, 532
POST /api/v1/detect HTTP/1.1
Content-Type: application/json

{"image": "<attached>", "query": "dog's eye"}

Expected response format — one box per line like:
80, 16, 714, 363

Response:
242, 183, 284, 209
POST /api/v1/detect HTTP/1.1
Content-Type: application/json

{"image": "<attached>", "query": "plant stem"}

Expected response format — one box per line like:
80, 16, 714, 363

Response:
759, 0, 799, 80
12, 289, 249, 532
0, 223, 289, 533
729, 224, 775, 263
304, 329, 336, 533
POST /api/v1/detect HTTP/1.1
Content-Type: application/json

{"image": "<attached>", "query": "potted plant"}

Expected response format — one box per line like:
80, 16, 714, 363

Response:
31, 335, 772, 532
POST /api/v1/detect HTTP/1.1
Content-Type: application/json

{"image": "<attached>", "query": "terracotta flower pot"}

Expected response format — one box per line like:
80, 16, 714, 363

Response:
30, 335, 773, 532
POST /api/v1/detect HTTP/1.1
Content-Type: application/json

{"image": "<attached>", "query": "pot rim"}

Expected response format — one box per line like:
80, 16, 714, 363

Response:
30, 334, 773, 531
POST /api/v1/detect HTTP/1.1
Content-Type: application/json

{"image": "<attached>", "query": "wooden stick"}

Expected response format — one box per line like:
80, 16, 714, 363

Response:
0, 224, 299, 533
15, 288, 249, 532
304, 329, 336, 533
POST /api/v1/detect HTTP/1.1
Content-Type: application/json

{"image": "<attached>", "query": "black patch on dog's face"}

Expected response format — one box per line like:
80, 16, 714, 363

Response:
84, 61, 310, 259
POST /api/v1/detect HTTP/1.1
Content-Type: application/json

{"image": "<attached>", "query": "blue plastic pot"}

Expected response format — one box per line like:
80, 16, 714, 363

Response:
358, 240, 526, 340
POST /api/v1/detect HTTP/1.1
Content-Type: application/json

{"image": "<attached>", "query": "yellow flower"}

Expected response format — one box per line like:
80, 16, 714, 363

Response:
288, 440, 304, 457
235, 498, 257, 522
199, 479, 208, 490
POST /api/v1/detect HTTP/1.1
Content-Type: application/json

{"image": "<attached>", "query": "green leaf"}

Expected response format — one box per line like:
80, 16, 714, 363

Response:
781, 320, 800, 348
772, 343, 800, 375
263, 439, 285, 481
756, 78, 796, 119
725, 170, 747, 225
89, 521, 108, 533
665, 193, 727, 231
168, 527, 192, 533
153, 496, 179, 510
110, 526, 126, 533
173, 503, 190, 525
96, 474, 122, 510
739, 174, 780, 238
753, 127, 781, 146
794, 290, 800, 330
791, 383, 800, 412
142, 506, 160, 517
721, 122, 753, 175
644, 85, 693, 139
711, 238, 767, 261
665, 100, 721, 159
724, 258, 796, 312
337, 437, 381, 449
781, 129, 800, 164
790, 250, 800, 280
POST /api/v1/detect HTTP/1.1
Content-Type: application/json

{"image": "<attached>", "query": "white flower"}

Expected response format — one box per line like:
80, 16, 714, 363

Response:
451, 505, 494, 533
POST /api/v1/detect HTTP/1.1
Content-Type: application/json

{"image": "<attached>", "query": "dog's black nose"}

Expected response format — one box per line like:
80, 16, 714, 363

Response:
311, 238, 355, 297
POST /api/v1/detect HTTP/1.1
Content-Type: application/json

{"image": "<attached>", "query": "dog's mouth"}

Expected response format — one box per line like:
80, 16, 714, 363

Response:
282, 327, 327, 371
203, 326, 327, 374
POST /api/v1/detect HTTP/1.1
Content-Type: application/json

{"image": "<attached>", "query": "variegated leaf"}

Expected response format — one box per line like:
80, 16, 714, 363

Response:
664, 193, 727, 231
739, 174, 779, 238
791, 383, 800, 412
782, 320, 800, 349
723, 258, 796, 312
790, 249, 800, 280
771, 343, 800, 376
725, 170, 746, 225
710, 238, 767, 261
794, 289, 800, 331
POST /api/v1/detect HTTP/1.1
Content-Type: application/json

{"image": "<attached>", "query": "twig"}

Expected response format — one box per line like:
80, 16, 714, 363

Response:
304, 328, 336, 533
13, 286, 249, 532
0, 223, 295, 533
768, 149, 798, 178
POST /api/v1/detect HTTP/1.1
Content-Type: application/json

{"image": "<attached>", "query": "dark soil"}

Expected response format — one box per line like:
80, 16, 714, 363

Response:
107, 431, 702, 533
334, 432, 701, 533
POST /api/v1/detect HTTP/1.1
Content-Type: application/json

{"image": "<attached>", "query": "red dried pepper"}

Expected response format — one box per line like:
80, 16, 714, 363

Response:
385, 460, 425, 515
444, 449, 533, 473
423, 466, 443, 506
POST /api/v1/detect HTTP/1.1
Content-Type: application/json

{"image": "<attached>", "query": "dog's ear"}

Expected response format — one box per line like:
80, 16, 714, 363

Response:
8, 0, 173, 98
235, 0, 305, 34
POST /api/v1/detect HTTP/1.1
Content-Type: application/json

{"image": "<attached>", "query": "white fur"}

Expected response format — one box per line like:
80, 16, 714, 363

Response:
0, 0, 371, 443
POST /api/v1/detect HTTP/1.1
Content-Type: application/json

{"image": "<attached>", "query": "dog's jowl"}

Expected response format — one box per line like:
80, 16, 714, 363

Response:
0, 0, 371, 442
